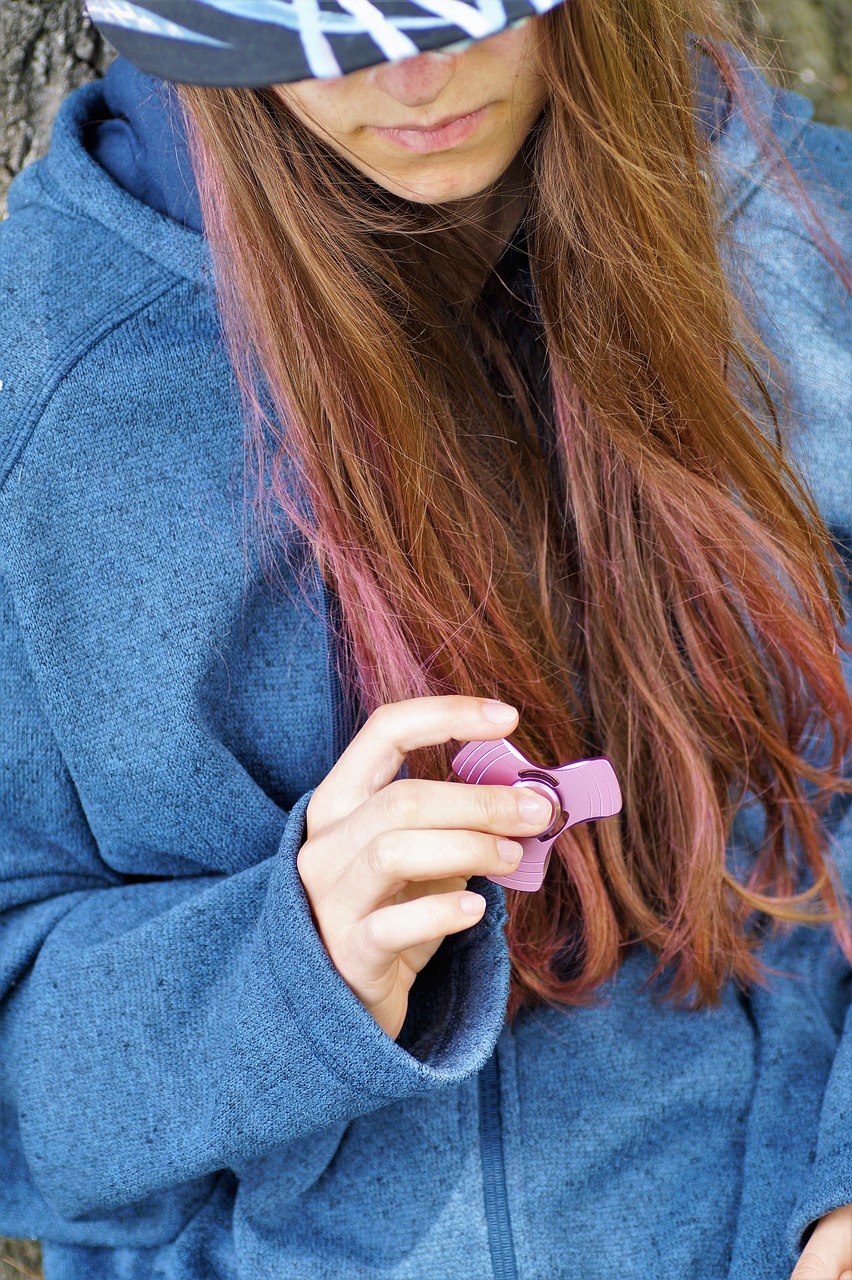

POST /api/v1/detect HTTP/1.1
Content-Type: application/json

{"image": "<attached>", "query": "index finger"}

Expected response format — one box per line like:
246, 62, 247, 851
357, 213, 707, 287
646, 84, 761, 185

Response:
307, 695, 519, 833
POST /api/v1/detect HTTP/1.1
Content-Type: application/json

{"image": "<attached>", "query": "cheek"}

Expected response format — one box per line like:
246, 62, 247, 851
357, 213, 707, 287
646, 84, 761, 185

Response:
276, 81, 354, 141
485, 20, 538, 72
480, 23, 547, 115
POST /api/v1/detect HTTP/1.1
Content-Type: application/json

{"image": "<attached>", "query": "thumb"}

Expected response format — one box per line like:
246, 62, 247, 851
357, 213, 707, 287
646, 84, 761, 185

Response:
790, 1205, 852, 1280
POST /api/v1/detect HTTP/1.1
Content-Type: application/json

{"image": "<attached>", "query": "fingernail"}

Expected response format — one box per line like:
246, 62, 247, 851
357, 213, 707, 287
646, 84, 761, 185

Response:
482, 700, 517, 724
497, 838, 523, 863
459, 892, 486, 916
519, 791, 553, 824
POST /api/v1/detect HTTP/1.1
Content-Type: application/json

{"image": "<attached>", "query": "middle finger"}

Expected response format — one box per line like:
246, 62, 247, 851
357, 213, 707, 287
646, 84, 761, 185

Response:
352, 776, 554, 858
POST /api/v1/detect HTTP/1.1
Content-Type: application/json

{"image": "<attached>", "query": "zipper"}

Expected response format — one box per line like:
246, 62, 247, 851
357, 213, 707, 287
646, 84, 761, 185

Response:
478, 1049, 519, 1280
323, 569, 516, 1272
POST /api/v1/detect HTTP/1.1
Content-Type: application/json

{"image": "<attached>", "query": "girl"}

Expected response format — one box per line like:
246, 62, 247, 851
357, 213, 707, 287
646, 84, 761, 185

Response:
0, 0, 850, 1276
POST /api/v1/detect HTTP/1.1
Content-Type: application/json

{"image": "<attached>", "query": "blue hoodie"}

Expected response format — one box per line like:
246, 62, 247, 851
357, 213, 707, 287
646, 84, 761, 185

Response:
0, 49, 850, 1280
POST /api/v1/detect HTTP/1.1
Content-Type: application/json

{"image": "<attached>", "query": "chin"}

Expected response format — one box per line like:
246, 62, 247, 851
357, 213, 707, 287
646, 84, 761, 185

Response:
364, 156, 511, 205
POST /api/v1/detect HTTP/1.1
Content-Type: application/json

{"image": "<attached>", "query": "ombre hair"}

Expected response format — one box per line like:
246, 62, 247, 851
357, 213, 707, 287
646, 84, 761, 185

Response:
178, 0, 852, 1016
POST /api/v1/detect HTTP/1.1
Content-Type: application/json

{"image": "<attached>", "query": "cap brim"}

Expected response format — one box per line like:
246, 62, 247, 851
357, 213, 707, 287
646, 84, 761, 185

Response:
86, 0, 564, 86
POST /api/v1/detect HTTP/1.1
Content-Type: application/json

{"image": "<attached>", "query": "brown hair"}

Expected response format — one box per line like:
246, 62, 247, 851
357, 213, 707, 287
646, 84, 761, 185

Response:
178, 0, 852, 1016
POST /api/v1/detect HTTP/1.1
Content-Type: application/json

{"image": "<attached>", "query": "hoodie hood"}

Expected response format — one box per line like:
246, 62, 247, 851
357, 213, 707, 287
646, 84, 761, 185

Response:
80, 44, 811, 240
12, 43, 816, 295
85, 57, 203, 233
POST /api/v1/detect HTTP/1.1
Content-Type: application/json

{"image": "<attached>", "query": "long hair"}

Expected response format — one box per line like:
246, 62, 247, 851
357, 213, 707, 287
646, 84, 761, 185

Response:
177, 0, 852, 1016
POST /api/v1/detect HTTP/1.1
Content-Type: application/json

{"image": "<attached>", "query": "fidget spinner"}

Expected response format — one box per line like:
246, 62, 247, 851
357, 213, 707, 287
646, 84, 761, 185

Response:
451, 739, 622, 892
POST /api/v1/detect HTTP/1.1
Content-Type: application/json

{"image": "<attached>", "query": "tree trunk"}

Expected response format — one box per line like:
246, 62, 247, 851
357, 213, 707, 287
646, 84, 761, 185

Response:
1, 0, 114, 217
0, 1235, 42, 1279
738, 0, 852, 126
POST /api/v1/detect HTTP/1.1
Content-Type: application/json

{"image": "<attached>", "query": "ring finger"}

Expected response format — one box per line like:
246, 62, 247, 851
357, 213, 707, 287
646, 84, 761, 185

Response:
340, 827, 523, 917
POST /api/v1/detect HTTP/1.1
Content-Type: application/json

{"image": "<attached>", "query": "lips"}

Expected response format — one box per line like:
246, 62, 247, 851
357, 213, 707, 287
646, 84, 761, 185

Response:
387, 107, 480, 132
368, 105, 489, 154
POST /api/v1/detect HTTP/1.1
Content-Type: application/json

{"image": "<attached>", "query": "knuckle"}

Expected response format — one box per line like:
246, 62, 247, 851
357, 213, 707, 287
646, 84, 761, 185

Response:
416, 892, 441, 929
296, 842, 334, 915
381, 778, 418, 827
431, 896, 454, 933
444, 692, 469, 723
363, 833, 396, 881
305, 788, 327, 836
296, 840, 317, 891
477, 785, 506, 828
329, 931, 362, 986
360, 913, 388, 958
367, 703, 394, 737
459, 829, 483, 862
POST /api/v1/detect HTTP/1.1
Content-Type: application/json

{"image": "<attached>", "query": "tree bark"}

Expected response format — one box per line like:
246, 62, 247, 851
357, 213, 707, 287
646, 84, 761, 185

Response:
738, 0, 852, 127
1, 0, 114, 217
0, 1235, 41, 1279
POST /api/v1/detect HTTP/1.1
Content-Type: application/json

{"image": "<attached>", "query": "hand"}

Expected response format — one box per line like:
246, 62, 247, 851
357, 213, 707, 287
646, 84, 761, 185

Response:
790, 1204, 852, 1280
297, 695, 555, 1040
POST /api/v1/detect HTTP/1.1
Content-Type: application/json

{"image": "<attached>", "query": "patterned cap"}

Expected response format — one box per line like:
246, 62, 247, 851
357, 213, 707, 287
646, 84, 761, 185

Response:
84, 0, 566, 85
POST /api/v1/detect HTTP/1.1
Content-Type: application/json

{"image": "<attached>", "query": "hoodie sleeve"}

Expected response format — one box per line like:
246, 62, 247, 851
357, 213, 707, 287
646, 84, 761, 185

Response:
724, 110, 852, 1263
0, 570, 509, 1240
784, 794, 852, 1260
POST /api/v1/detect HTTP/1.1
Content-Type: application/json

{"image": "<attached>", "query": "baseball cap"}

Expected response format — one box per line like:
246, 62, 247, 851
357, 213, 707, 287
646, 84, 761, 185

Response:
84, 0, 565, 86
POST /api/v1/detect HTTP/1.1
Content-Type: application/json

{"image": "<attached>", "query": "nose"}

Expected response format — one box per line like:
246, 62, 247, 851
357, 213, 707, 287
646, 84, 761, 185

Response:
366, 49, 456, 107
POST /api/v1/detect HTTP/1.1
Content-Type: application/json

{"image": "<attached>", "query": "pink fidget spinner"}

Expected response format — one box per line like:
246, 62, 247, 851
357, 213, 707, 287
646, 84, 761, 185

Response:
451, 739, 622, 892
